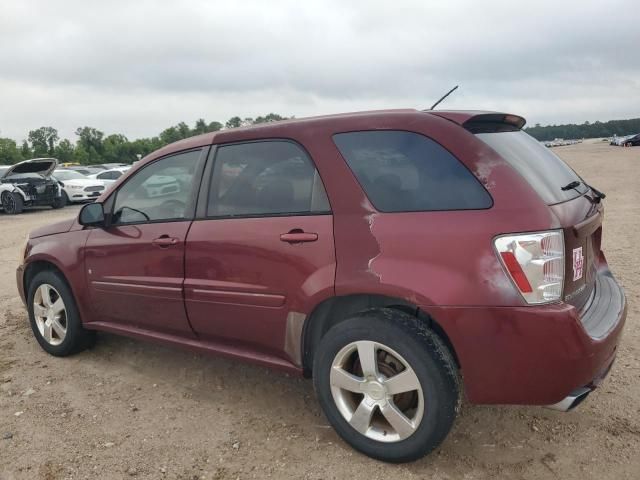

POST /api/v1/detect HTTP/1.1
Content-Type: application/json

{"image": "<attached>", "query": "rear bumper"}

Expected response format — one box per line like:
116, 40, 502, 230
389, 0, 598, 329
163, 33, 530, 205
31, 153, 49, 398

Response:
423, 267, 626, 405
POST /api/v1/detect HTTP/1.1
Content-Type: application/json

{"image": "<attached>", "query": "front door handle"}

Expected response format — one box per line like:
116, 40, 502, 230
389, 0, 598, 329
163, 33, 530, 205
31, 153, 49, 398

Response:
152, 235, 180, 248
280, 231, 318, 243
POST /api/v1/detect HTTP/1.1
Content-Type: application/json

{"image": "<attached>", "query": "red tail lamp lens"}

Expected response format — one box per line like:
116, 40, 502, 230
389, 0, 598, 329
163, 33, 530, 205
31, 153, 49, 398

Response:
500, 251, 533, 293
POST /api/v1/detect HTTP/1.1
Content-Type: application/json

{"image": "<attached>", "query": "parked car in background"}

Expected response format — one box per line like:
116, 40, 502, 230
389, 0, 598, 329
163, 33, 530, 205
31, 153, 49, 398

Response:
88, 167, 130, 185
52, 169, 106, 203
96, 163, 131, 169
1, 158, 65, 214
66, 166, 106, 176
16, 109, 626, 462
622, 133, 640, 146
610, 134, 635, 146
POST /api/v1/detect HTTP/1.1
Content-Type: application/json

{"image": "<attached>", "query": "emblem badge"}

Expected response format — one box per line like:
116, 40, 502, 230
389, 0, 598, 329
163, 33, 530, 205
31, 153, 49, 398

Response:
573, 247, 584, 281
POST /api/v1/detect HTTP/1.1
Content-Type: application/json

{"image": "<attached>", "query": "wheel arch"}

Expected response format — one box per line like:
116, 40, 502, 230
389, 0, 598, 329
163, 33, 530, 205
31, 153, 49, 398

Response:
301, 293, 460, 376
23, 259, 71, 299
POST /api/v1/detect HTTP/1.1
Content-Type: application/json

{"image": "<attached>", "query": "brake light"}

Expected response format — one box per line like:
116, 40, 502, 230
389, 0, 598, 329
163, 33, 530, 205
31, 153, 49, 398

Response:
494, 231, 564, 304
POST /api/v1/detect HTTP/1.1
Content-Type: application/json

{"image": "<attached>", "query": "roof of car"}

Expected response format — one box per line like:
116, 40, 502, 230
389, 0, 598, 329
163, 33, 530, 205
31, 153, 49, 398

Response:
142, 108, 521, 163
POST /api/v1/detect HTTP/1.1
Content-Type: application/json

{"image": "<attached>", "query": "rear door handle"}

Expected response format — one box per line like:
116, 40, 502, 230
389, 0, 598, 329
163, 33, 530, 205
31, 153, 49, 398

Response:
152, 235, 180, 248
280, 232, 318, 243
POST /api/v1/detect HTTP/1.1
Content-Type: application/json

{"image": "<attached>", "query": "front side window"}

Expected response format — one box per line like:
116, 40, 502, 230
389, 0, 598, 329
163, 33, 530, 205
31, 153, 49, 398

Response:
112, 150, 201, 224
207, 141, 330, 217
333, 130, 492, 212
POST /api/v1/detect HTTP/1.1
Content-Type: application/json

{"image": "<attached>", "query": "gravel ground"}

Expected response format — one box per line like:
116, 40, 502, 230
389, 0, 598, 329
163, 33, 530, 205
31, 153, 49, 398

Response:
1, 141, 639, 479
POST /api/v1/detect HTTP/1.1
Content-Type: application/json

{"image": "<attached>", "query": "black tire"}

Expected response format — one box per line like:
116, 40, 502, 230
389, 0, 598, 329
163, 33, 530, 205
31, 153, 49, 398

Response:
313, 309, 459, 463
52, 193, 66, 209
27, 270, 95, 356
61, 190, 70, 205
1, 191, 24, 214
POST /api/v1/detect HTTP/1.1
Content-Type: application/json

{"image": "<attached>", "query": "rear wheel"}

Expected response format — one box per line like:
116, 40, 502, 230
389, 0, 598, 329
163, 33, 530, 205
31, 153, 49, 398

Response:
313, 309, 459, 463
27, 270, 95, 356
1, 191, 24, 214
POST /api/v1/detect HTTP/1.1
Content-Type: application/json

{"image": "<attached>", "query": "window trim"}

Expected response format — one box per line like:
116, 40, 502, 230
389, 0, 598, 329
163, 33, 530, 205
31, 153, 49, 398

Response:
332, 129, 494, 213
105, 147, 209, 227
196, 138, 332, 221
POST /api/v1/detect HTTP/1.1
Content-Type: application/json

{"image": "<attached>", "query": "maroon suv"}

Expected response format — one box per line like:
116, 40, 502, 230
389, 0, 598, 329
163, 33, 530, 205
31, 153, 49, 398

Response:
16, 110, 626, 462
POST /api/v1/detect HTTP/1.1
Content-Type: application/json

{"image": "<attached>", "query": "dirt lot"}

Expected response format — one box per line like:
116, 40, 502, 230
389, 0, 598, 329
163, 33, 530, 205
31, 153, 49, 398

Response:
1, 141, 639, 479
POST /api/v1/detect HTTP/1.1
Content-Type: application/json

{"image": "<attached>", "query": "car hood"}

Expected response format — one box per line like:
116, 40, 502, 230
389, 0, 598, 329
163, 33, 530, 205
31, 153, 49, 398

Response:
3, 158, 58, 179
29, 217, 76, 239
59, 178, 104, 187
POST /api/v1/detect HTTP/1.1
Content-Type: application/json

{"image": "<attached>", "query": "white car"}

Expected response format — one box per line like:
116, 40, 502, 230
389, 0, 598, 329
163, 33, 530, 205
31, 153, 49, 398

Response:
53, 170, 106, 203
88, 167, 129, 185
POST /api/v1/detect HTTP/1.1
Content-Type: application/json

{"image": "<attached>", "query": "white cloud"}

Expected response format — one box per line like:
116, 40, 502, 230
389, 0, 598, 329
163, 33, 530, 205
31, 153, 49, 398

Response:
1, 0, 639, 141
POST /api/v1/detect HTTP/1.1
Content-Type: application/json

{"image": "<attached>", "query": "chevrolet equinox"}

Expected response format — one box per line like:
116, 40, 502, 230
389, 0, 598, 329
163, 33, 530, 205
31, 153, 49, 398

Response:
16, 109, 627, 462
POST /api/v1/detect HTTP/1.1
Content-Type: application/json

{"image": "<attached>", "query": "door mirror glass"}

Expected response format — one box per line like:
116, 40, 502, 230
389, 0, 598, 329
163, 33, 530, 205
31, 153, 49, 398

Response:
79, 202, 105, 226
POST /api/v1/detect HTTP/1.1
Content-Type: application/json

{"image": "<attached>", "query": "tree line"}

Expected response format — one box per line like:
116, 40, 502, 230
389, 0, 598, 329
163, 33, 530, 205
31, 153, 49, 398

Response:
525, 117, 640, 141
2, 113, 639, 165
0, 113, 288, 165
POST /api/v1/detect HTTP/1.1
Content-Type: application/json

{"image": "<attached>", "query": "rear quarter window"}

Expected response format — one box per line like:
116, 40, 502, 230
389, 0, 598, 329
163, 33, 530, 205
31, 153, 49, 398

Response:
476, 131, 588, 205
333, 130, 492, 212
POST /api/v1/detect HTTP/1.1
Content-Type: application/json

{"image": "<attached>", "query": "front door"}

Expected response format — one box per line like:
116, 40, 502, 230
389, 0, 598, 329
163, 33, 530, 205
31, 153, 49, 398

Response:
84, 149, 204, 337
184, 140, 335, 363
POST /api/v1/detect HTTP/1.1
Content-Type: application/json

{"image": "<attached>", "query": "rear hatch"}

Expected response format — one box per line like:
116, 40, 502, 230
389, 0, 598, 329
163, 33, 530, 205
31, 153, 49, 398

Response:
475, 128, 601, 311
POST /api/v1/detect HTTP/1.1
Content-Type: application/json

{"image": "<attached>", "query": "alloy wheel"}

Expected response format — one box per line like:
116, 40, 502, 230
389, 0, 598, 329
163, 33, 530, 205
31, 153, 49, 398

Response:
329, 340, 424, 442
2, 193, 16, 214
33, 284, 68, 346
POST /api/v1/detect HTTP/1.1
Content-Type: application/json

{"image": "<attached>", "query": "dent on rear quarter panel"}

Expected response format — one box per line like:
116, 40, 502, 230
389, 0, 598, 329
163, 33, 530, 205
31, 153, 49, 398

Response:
317, 111, 556, 308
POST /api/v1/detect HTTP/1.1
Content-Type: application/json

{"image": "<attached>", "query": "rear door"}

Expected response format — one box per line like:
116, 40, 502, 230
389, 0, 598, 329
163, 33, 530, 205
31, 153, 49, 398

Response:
184, 140, 335, 364
84, 149, 205, 336
476, 130, 600, 309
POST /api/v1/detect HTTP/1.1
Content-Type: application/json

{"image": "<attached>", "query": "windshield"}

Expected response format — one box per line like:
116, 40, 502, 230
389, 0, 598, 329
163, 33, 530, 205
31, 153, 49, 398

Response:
54, 170, 87, 180
476, 130, 588, 204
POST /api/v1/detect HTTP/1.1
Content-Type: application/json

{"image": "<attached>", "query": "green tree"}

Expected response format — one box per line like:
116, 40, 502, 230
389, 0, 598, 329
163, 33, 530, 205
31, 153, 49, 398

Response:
159, 126, 182, 145
103, 134, 134, 163
0, 138, 23, 164
73, 144, 89, 164
75, 127, 104, 164
193, 118, 208, 135
20, 141, 31, 159
207, 121, 223, 132
225, 116, 243, 129
254, 113, 287, 124
28, 126, 59, 156
53, 139, 75, 163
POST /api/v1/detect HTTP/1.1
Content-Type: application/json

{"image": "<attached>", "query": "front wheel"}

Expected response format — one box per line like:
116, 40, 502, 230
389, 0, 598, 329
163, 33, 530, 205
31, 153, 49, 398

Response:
27, 270, 95, 356
1, 191, 24, 214
313, 309, 459, 463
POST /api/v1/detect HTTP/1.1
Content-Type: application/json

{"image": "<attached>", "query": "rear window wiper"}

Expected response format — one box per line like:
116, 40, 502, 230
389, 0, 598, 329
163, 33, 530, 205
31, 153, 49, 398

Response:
561, 180, 606, 203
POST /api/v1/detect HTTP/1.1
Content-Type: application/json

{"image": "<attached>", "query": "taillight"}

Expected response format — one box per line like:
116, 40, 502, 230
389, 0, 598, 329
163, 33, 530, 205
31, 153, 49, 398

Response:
494, 230, 564, 304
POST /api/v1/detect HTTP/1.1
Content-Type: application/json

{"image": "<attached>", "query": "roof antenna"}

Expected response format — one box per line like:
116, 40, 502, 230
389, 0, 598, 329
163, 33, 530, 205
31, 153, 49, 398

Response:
428, 85, 459, 110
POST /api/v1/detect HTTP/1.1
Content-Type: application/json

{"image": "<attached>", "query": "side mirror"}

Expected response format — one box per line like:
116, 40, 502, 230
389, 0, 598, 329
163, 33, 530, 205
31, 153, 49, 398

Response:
79, 202, 105, 226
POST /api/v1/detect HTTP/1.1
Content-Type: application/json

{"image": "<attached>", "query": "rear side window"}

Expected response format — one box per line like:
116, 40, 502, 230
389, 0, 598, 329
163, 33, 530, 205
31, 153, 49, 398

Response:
476, 131, 587, 204
333, 130, 492, 212
207, 140, 330, 217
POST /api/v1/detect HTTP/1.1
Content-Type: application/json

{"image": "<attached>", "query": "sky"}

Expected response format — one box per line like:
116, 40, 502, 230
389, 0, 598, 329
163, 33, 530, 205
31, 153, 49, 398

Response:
1, 0, 639, 142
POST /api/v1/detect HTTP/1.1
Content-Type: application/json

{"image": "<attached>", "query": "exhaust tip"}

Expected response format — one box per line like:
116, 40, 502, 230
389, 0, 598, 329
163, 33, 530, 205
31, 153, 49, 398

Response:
545, 387, 592, 412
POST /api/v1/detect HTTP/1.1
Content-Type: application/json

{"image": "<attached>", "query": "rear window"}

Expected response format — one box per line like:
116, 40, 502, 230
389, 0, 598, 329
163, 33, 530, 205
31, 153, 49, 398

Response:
333, 130, 492, 212
476, 131, 587, 204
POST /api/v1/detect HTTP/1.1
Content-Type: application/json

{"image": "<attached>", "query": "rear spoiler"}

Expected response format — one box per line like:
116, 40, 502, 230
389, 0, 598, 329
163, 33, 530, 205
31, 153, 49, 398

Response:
429, 111, 526, 133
